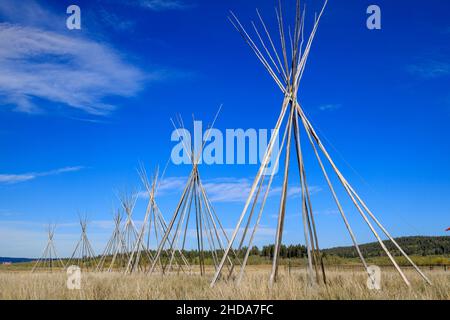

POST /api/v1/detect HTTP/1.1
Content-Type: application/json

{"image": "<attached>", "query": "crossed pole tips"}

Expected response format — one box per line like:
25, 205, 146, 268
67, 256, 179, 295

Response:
66, 213, 98, 271
210, 0, 431, 288
117, 191, 143, 265
96, 208, 129, 272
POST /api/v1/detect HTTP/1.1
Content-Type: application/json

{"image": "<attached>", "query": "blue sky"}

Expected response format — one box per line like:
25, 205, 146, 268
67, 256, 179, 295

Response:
0, 0, 449, 258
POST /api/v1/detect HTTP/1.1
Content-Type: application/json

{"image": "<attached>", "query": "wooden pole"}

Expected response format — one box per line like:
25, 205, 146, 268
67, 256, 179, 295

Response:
270, 104, 295, 286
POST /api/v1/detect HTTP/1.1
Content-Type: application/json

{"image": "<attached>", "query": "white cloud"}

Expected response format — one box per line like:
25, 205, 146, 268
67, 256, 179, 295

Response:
316, 209, 340, 216
0, 210, 19, 217
0, 166, 84, 184
143, 176, 321, 203
90, 220, 116, 230
0, 23, 147, 115
105, 0, 192, 12
407, 59, 450, 79
137, 176, 189, 198
319, 104, 342, 111
203, 177, 253, 202
181, 225, 276, 243
134, 0, 192, 11
204, 178, 321, 203
158, 176, 189, 193
0, 1, 57, 30
270, 185, 321, 199
0, 0, 180, 116
224, 226, 277, 241
98, 9, 136, 32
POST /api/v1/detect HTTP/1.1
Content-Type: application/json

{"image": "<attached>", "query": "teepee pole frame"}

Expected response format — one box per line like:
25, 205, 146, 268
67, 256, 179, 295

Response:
211, 0, 430, 288
32, 224, 65, 273
66, 215, 98, 270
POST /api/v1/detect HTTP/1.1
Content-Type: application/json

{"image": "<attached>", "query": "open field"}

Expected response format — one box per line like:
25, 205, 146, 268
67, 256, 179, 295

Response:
0, 267, 448, 300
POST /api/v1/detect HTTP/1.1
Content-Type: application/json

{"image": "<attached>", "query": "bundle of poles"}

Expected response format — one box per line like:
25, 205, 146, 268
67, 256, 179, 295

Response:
210, 0, 431, 288
147, 118, 240, 276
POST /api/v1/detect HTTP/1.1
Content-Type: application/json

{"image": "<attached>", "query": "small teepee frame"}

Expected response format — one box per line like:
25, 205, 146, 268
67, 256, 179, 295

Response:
31, 224, 65, 273
149, 115, 238, 276
96, 209, 129, 272
66, 215, 98, 270
119, 192, 141, 255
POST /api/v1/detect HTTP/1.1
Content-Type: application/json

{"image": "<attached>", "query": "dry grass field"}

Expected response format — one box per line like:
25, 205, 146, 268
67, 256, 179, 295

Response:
0, 266, 448, 300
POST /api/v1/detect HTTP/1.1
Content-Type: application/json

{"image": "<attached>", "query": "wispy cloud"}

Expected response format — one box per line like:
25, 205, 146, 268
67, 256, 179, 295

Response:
98, 8, 136, 32
0, 23, 146, 115
270, 185, 321, 199
0, 210, 20, 217
133, 0, 193, 11
203, 177, 253, 202
142, 176, 321, 203
316, 209, 340, 216
136, 176, 188, 198
0, 166, 84, 184
223, 225, 277, 240
319, 104, 342, 111
203, 177, 322, 203
407, 59, 450, 79
270, 213, 297, 219
158, 176, 189, 194
0, 1, 56, 30
0, 0, 168, 116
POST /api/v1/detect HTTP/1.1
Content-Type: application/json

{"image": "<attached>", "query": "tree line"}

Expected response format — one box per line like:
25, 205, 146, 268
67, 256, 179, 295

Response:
171, 236, 449, 260
321, 236, 450, 258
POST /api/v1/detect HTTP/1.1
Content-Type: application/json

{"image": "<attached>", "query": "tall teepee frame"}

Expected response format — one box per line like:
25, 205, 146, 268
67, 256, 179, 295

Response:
125, 165, 190, 274
66, 215, 98, 270
149, 116, 238, 276
211, 0, 431, 287
96, 209, 129, 272
32, 224, 65, 273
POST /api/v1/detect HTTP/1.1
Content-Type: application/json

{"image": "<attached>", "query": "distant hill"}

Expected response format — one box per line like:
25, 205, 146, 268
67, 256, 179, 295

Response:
323, 236, 450, 258
0, 257, 34, 264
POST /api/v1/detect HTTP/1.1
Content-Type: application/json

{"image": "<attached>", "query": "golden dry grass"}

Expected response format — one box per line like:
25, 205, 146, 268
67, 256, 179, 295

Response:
0, 267, 448, 300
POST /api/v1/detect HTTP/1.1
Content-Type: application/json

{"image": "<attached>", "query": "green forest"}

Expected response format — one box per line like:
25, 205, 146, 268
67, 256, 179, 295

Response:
180, 236, 450, 261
